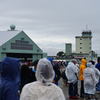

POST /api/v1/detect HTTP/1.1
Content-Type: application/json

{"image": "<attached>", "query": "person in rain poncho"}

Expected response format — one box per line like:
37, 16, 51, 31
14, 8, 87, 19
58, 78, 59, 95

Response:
79, 58, 87, 97
95, 57, 100, 92
65, 59, 79, 99
47, 57, 61, 86
83, 62, 98, 99
89, 60, 100, 83
0, 57, 21, 100
20, 58, 65, 100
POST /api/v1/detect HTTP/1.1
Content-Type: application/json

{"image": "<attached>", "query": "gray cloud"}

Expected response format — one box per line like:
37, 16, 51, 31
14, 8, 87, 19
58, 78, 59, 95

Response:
0, 0, 100, 56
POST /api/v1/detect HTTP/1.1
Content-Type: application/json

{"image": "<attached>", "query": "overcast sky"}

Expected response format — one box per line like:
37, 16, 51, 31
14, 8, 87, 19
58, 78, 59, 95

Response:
0, 0, 100, 56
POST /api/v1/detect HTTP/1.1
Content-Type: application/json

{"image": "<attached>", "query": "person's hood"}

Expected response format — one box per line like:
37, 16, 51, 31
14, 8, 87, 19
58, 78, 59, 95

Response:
36, 58, 54, 86
87, 62, 92, 68
0, 57, 20, 84
81, 59, 87, 65
47, 57, 53, 64
68, 62, 74, 66
91, 65, 95, 68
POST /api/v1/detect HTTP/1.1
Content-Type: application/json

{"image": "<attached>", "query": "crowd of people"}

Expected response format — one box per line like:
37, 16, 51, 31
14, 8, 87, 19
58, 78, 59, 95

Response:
0, 56, 100, 100
65, 57, 100, 99
0, 57, 64, 100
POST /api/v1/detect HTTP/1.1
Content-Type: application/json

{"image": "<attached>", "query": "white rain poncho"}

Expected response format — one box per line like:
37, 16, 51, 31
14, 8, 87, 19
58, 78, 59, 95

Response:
91, 65, 100, 82
20, 58, 65, 100
65, 61, 78, 84
83, 62, 98, 94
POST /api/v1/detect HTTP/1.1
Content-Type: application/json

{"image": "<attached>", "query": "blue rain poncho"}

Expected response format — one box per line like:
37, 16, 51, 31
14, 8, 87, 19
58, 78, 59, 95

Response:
0, 57, 20, 100
20, 58, 65, 100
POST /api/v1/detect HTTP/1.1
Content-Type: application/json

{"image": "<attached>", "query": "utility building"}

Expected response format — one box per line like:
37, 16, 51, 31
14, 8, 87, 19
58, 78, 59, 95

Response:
0, 25, 47, 62
65, 43, 72, 56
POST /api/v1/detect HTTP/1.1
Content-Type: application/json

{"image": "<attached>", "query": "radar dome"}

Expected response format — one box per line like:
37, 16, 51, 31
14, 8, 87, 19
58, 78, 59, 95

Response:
10, 24, 16, 30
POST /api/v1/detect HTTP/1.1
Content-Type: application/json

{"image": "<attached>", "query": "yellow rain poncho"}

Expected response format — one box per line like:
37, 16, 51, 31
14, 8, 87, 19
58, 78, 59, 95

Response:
79, 59, 87, 80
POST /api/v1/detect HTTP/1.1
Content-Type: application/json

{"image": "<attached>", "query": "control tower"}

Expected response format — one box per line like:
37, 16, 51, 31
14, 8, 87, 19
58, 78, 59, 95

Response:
75, 31, 92, 54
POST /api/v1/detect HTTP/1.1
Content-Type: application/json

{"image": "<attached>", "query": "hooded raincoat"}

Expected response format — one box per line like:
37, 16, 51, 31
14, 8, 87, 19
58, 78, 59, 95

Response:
47, 57, 61, 85
91, 65, 100, 82
20, 58, 65, 100
83, 62, 98, 95
79, 59, 87, 80
65, 62, 78, 84
95, 63, 100, 91
95, 63, 100, 71
0, 57, 20, 100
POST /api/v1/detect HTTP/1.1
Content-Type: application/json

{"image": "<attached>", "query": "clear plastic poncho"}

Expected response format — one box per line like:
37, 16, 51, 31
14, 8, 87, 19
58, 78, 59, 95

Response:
20, 58, 65, 100
83, 62, 98, 94
36, 58, 54, 85
65, 61, 78, 84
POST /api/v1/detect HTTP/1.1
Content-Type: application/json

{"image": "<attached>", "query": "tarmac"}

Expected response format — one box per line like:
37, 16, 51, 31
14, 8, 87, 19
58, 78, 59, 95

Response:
58, 79, 100, 100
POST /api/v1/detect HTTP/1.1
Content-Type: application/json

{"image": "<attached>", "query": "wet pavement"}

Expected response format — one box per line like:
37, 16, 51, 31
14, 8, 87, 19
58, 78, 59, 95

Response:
58, 79, 100, 100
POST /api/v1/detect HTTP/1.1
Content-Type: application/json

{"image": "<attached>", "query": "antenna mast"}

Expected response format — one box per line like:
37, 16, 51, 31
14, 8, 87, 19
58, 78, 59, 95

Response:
86, 25, 88, 31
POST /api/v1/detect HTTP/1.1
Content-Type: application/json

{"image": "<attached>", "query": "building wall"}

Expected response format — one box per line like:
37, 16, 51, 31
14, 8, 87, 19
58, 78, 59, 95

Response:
76, 37, 91, 54
0, 31, 47, 61
65, 43, 72, 56
0, 53, 6, 61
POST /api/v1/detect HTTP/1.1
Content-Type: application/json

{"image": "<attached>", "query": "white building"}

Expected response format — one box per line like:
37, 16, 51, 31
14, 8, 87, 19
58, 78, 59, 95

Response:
76, 31, 92, 54
75, 31, 92, 61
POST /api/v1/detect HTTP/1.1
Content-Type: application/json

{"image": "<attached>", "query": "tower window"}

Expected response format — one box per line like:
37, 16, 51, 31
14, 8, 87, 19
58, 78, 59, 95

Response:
80, 47, 82, 49
80, 43, 82, 45
80, 38, 82, 40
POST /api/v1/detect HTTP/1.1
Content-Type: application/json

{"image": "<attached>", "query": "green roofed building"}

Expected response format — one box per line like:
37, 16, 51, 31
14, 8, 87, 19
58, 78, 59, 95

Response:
0, 25, 47, 62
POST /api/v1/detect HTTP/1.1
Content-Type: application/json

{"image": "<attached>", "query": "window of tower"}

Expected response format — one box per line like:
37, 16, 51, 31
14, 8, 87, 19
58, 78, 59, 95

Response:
80, 43, 82, 45
80, 47, 82, 49
80, 38, 82, 40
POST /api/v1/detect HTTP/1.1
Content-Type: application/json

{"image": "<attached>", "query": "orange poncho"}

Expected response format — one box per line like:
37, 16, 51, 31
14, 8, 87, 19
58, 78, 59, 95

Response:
79, 59, 87, 80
